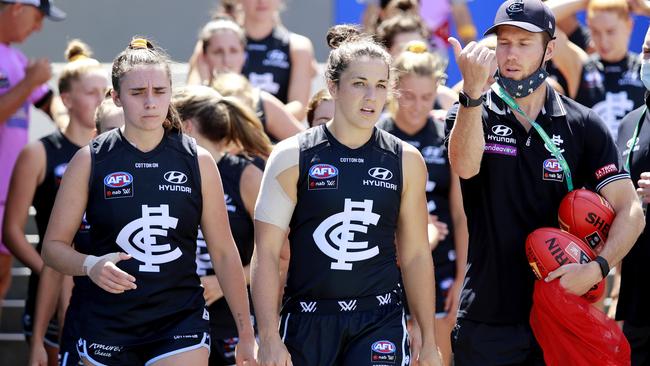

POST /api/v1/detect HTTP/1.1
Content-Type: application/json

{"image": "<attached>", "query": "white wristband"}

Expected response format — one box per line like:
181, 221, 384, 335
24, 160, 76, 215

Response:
82, 255, 101, 276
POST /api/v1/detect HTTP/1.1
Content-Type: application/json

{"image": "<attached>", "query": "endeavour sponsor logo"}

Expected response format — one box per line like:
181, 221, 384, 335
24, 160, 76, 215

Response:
484, 143, 517, 156
595, 163, 617, 180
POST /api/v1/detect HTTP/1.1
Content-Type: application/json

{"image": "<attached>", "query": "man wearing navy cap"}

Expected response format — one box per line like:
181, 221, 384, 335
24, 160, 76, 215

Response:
445, 0, 644, 363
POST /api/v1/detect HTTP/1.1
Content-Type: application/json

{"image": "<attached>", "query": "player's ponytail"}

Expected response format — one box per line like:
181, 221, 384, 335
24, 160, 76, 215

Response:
112, 37, 183, 133
219, 96, 272, 159
58, 39, 102, 94
325, 24, 393, 87
172, 85, 271, 159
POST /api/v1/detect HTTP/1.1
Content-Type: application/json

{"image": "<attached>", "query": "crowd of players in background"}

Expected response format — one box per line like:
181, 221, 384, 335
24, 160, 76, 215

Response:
1, 0, 650, 365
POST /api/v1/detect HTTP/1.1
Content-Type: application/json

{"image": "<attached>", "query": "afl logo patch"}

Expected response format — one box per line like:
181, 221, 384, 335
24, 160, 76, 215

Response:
372, 341, 396, 354
371, 340, 397, 363
104, 172, 133, 187
308, 164, 338, 190
309, 164, 338, 179
543, 159, 563, 173
104, 172, 134, 199
542, 159, 564, 182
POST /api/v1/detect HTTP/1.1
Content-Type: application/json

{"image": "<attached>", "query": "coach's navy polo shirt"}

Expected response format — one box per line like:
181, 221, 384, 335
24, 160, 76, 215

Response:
445, 85, 629, 324
616, 97, 650, 325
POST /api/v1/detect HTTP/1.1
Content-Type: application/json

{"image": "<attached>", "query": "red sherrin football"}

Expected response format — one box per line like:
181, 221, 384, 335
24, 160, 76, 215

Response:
526, 227, 605, 302
558, 189, 615, 252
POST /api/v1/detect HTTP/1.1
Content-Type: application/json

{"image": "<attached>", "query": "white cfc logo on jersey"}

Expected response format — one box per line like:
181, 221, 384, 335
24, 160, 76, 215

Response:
116, 204, 182, 272
592, 91, 634, 139
312, 199, 380, 271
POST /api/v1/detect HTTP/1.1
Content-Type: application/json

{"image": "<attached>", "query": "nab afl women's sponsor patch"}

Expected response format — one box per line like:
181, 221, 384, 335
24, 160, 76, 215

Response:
308, 164, 338, 190
542, 158, 564, 182
103, 171, 134, 199
371, 340, 396, 363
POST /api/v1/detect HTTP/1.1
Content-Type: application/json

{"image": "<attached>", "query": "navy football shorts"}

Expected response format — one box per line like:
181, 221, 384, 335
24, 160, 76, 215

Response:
76, 331, 210, 366
280, 290, 410, 366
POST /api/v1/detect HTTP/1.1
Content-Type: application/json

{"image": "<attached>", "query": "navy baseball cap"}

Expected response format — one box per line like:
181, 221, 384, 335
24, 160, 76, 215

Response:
484, 0, 555, 38
2, 0, 66, 21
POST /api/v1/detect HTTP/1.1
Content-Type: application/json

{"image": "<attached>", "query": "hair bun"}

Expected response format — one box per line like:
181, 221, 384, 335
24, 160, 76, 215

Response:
65, 39, 93, 63
129, 38, 152, 50
326, 24, 363, 49
404, 40, 428, 54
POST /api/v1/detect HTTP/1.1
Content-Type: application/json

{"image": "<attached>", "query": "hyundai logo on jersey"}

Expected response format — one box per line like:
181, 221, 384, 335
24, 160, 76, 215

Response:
368, 167, 393, 181
164, 171, 188, 184
492, 125, 513, 137
104, 172, 134, 199
371, 340, 397, 363
308, 164, 339, 190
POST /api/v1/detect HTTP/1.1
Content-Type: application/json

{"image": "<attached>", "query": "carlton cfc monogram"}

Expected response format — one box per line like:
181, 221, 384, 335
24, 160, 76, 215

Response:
312, 199, 380, 270
116, 204, 182, 272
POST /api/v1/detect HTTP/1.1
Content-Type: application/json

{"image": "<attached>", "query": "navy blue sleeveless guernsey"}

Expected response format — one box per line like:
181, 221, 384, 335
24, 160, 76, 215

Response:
285, 125, 403, 304
575, 52, 645, 139
70, 128, 207, 345
26, 130, 90, 322
242, 26, 292, 103
376, 117, 456, 276
195, 153, 254, 338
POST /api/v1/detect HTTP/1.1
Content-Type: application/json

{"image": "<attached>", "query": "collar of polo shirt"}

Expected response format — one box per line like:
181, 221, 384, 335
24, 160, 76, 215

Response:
486, 84, 567, 119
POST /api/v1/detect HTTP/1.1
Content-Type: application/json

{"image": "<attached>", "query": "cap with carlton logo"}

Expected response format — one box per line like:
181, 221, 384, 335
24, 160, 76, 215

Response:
484, 0, 555, 38
1, 0, 66, 21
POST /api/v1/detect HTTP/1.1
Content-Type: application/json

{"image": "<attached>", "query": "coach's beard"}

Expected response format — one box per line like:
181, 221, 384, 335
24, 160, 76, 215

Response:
494, 66, 549, 99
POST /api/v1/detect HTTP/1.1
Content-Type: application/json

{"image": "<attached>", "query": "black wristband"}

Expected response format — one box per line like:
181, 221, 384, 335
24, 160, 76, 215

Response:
593, 256, 610, 279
